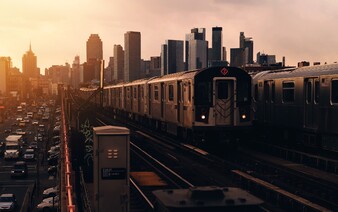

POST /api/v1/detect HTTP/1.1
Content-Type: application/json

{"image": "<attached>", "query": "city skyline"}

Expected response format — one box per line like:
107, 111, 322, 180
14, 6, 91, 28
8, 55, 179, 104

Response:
1, 0, 338, 73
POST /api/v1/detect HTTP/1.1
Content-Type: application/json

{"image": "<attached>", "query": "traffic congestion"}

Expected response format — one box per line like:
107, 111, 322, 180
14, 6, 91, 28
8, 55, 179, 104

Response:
0, 99, 60, 211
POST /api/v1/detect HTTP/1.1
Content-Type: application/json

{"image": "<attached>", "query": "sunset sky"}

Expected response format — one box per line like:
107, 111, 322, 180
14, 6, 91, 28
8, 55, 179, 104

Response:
1, 0, 337, 73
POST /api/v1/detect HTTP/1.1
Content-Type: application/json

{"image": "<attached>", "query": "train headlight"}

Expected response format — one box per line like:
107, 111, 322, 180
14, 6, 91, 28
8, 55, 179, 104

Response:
241, 114, 246, 120
201, 115, 206, 120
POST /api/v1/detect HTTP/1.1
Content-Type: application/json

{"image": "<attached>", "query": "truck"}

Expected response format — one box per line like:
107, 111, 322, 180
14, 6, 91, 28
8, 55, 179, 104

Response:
4, 135, 23, 159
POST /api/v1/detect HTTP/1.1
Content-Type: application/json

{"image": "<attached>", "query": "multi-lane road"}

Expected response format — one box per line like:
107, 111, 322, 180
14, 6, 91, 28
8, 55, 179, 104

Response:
0, 105, 56, 211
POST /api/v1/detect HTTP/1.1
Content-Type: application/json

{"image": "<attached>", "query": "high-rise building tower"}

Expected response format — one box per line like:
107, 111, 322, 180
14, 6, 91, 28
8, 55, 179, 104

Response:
86, 34, 103, 62
212, 27, 222, 61
185, 28, 206, 70
71, 56, 81, 88
188, 40, 208, 69
22, 44, 39, 78
239, 32, 254, 64
124, 31, 141, 82
0, 57, 11, 96
161, 40, 184, 75
114, 44, 124, 83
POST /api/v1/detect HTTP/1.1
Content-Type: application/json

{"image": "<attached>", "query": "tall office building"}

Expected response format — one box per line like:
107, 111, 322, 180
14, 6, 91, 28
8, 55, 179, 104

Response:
0, 57, 11, 96
161, 40, 184, 75
22, 44, 39, 78
124, 31, 141, 82
86, 34, 103, 62
71, 56, 81, 88
86, 34, 103, 83
185, 28, 206, 70
188, 40, 208, 69
230, 48, 247, 67
105, 57, 114, 83
239, 32, 254, 64
161, 44, 167, 75
114, 45, 124, 83
212, 27, 222, 61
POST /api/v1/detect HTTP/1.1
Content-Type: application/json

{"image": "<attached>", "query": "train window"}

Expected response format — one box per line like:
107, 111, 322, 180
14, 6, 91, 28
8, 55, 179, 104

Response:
217, 81, 229, 99
331, 80, 338, 103
141, 87, 144, 99
271, 82, 275, 102
306, 81, 312, 104
282, 81, 295, 103
188, 82, 191, 102
254, 84, 258, 101
314, 80, 319, 104
154, 86, 159, 101
133, 87, 137, 99
264, 82, 270, 102
168, 85, 174, 101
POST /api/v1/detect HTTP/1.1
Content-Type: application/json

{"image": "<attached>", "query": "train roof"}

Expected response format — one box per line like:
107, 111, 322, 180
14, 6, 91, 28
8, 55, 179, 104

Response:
148, 70, 198, 83
253, 63, 338, 80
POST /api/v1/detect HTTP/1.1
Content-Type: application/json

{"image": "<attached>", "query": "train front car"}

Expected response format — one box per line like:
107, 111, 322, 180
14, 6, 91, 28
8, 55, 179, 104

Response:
192, 66, 252, 147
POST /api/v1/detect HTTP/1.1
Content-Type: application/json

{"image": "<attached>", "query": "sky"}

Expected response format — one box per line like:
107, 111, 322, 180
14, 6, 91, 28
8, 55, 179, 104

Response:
1, 0, 338, 74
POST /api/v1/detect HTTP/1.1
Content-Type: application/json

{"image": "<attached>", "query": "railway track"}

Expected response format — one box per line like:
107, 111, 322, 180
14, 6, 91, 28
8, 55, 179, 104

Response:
94, 110, 337, 211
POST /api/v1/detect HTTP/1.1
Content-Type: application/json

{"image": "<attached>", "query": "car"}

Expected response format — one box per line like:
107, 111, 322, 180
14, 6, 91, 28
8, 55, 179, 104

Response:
36, 196, 59, 211
48, 145, 60, 156
23, 148, 35, 161
32, 120, 39, 125
15, 128, 26, 135
0, 193, 17, 211
48, 166, 57, 177
34, 134, 43, 142
11, 161, 28, 178
16, 117, 23, 121
42, 186, 59, 198
47, 153, 59, 166
4, 129, 11, 133
28, 142, 38, 149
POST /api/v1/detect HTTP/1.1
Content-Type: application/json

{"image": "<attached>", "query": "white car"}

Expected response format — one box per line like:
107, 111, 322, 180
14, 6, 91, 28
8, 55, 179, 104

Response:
23, 148, 35, 160
36, 196, 59, 211
32, 120, 39, 125
42, 186, 59, 198
0, 193, 17, 211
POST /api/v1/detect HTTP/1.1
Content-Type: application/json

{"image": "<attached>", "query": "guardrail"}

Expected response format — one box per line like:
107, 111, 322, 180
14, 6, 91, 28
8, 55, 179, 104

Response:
61, 93, 75, 211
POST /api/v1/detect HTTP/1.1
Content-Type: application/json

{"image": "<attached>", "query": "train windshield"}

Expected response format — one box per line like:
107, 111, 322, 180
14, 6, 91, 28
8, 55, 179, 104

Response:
195, 82, 212, 105
237, 81, 250, 105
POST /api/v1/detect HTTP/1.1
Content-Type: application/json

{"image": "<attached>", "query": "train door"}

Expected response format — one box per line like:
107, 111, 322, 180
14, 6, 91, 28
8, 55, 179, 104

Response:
304, 78, 318, 129
213, 78, 235, 126
148, 84, 152, 115
263, 80, 274, 123
138, 85, 141, 113
177, 81, 181, 123
161, 83, 165, 119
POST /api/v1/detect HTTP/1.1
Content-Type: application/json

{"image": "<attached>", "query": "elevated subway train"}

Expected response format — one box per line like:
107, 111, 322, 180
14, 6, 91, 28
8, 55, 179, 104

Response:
252, 63, 338, 152
80, 66, 252, 146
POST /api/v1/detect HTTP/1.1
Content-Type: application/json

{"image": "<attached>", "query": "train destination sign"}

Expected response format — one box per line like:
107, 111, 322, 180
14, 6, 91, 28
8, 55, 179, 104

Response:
101, 168, 126, 180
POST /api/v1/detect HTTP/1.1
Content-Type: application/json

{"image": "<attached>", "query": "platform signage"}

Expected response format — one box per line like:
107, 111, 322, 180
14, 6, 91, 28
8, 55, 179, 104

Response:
101, 168, 126, 180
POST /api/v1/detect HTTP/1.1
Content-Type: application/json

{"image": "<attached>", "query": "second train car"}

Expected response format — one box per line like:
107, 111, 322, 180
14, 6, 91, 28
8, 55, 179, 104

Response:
87, 66, 252, 146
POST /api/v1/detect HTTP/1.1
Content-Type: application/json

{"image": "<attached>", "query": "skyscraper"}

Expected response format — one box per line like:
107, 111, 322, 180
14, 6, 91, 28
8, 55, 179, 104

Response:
161, 40, 184, 75
71, 56, 81, 88
230, 48, 247, 67
0, 57, 11, 96
114, 44, 124, 83
188, 40, 208, 69
22, 44, 39, 78
86, 34, 103, 62
239, 32, 254, 64
185, 28, 208, 70
212, 27, 222, 61
85, 34, 103, 83
124, 31, 141, 82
